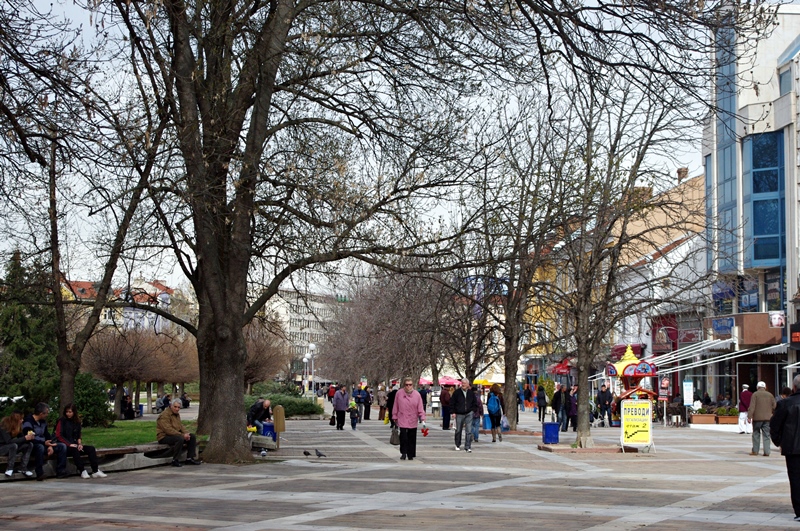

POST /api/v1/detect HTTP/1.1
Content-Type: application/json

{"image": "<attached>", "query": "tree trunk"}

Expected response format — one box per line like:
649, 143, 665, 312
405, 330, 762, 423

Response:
195, 311, 251, 463
114, 384, 124, 419
134, 380, 140, 411
503, 362, 518, 430
157, 382, 165, 397
145, 382, 152, 414
575, 350, 595, 447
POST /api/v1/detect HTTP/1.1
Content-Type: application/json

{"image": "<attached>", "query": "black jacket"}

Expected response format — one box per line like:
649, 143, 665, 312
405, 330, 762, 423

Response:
551, 390, 568, 413
450, 387, 476, 415
536, 388, 547, 405
596, 389, 612, 407
771, 391, 800, 455
247, 400, 272, 425
0, 426, 27, 446
55, 417, 82, 445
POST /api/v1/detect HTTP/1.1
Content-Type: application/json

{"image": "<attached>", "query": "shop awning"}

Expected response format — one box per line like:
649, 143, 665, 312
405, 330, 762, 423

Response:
657, 343, 788, 376
645, 339, 734, 368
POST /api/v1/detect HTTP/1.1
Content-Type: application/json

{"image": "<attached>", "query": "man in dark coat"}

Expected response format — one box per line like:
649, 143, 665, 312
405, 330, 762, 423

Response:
450, 378, 477, 452
386, 385, 399, 428
551, 384, 569, 432
596, 384, 613, 427
440, 386, 451, 430
771, 374, 800, 521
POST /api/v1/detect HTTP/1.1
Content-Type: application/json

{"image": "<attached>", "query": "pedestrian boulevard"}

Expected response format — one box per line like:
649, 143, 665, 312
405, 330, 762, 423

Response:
0, 407, 795, 530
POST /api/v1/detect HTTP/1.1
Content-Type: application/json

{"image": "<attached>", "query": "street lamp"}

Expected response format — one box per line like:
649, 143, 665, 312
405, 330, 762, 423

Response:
308, 343, 316, 399
302, 355, 309, 394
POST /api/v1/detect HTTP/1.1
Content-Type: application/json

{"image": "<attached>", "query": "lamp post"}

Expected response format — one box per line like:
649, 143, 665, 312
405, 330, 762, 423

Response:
302, 355, 309, 395
308, 343, 316, 399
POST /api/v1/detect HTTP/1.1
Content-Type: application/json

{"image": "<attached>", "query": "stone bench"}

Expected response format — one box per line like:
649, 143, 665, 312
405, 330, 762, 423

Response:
0, 442, 175, 481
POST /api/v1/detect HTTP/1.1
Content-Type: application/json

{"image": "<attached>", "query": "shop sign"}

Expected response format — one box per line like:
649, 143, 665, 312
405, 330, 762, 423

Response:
791, 322, 800, 348
678, 328, 702, 344
711, 317, 734, 335
621, 400, 652, 445
682, 379, 694, 407
658, 376, 671, 401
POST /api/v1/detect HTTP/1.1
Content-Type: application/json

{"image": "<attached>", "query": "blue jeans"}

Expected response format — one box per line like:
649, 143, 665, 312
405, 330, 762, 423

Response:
471, 416, 481, 441
558, 408, 568, 432
32, 442, 67, 478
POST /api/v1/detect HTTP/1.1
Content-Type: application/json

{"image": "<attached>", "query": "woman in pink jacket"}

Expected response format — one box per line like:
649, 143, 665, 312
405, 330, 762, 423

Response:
392, 378, 426, 460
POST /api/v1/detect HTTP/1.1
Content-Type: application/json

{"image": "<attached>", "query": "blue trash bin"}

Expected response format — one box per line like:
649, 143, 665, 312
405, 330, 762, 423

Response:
137, 404, 144, 417
542, 422, 559, 444
483, 413, 491, 430
262, 422, 276, 442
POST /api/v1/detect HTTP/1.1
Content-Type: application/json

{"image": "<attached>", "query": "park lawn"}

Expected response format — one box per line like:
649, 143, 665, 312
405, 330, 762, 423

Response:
82, 421, 203, 448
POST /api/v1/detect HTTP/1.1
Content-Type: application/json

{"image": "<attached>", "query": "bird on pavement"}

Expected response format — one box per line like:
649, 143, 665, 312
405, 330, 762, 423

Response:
303, 450, 312, 457
315, 449, 326, 458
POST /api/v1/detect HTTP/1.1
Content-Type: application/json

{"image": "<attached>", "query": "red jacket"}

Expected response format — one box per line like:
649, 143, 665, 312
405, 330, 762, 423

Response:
739, 389, 752, 412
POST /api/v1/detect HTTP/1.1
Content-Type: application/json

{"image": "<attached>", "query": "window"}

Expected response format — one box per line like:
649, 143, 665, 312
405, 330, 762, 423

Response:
780, 69, 792, 96
744, 131, 784, 265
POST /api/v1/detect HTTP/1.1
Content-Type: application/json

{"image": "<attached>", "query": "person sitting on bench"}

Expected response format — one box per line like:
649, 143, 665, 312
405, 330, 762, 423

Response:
157, 399, 201, 467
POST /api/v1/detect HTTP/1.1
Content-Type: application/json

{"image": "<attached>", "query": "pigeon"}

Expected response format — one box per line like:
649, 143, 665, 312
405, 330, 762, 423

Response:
315, 449, 326, 458
303, 450, 312, 457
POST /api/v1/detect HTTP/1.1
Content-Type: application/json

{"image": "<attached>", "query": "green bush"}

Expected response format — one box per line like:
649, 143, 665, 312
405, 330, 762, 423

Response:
251, 381, 302, 397
49, 373, 116, 428
244, 393, 323, 418
73, 373, 116, 427
538, 377, 556, 402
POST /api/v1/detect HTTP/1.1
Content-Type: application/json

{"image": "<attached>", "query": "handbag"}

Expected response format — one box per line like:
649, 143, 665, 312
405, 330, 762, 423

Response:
389, 426, 400, 445
500, 414, 510, 430
329, 415, 336, 426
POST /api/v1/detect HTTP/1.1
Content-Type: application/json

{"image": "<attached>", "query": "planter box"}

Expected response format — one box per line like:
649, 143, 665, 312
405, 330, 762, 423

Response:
716, 416, 738, 424
690, 413, 716, 424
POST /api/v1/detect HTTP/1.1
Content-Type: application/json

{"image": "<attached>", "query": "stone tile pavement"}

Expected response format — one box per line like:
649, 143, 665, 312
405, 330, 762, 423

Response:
0, 405, 796, 530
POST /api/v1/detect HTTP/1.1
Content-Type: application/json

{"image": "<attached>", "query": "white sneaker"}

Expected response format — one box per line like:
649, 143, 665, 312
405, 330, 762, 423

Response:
23, 471, 33, 477
4, 470, 12, 477
454, 446, 460, 451
466, 448, 472, 453
92, 470, 107, 478
81, 470, 91, 479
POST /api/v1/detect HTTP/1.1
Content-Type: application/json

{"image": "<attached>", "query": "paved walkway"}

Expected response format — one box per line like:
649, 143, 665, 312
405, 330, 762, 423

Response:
1, 404, 794, 530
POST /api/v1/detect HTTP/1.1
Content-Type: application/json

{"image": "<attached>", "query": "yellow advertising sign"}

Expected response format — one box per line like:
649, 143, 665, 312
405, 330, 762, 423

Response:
620, 399, 652, 446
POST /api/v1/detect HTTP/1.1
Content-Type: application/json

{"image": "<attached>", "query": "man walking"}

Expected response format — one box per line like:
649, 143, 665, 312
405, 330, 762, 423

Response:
738, 383, 753, 434
596, 383, 613, 427
332, 386, 349, 430
451, 378, 477, 452
376, 385, 388, 421
770, 374, 800, 521
748, 381, 776, 456
551, 384, 569, 432
353, 385, 367, 423
440, 385, 451, 430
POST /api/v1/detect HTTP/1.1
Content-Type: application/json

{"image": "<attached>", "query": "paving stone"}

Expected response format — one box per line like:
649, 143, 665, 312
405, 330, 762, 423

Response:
0, 410, 798, 530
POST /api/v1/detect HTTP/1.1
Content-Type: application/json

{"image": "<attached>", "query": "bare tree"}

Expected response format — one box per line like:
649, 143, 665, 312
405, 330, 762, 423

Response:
321, 270, 449, 385
539, 72, 708, 447
0, 0, 172, 407
243, 319, 292, 393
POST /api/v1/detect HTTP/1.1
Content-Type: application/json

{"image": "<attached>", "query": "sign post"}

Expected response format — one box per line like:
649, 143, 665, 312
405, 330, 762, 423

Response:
620, 399, 654, 453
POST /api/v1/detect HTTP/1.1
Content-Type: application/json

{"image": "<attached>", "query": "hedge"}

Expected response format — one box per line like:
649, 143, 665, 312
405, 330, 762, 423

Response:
244, 394, 323, 418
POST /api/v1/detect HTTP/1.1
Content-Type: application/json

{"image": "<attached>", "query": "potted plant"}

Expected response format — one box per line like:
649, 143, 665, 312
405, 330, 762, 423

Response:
716, 406, 739, 424
690, 407, 716, 424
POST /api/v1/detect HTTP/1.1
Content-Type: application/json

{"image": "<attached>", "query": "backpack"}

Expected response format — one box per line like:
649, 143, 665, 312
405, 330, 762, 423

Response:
487, 393, 501, 414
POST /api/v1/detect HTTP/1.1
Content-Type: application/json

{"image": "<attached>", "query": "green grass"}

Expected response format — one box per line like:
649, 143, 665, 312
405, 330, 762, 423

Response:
82, 421, 202, 448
